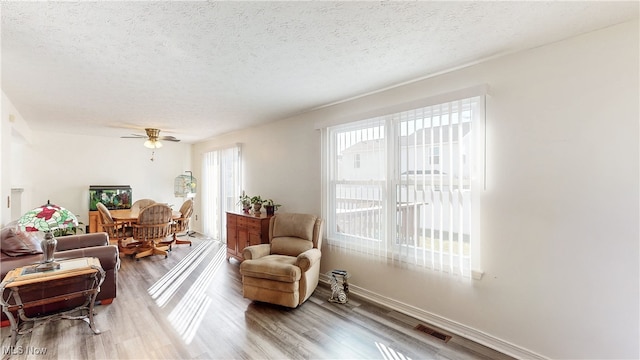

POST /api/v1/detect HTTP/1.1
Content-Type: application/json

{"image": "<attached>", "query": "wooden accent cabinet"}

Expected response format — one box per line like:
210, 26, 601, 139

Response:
226, 211, 271, 262
88, 211, 100, 233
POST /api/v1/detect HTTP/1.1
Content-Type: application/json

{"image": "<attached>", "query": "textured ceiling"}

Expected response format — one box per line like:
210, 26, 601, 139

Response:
1, 1, 638, 143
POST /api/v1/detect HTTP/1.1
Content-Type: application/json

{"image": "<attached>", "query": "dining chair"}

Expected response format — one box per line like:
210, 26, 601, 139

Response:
131, 199, 156, 212
96, 202, 139, 256
132, 203, 173, 260
171, 199, 194, 247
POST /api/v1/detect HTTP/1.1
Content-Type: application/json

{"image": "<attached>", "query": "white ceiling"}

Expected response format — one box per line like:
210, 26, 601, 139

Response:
2, 1, 638, 143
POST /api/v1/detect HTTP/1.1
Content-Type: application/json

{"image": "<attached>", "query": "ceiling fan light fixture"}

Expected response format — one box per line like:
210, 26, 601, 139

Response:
121, 128, 180, 146
144, 139, 162, 149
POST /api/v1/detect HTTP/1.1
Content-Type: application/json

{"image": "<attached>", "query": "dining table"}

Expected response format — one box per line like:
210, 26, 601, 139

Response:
111, 209, 181, 224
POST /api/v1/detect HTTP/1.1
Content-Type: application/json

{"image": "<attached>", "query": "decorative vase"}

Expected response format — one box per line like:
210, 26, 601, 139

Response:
37, 232, 60, 271
253, 203, 262, 214
265, 205, 275, 216
242, 203, 251, 213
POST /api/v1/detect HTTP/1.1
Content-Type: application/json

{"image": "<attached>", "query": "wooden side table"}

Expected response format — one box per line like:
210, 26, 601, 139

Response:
226, 211, 272, 262
0, 257, 105, 347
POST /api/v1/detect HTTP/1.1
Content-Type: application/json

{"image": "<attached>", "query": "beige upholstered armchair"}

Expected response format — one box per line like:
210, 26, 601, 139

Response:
239, 213, 323, 308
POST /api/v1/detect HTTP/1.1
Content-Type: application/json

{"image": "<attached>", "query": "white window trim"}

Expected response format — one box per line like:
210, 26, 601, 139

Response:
315, 84, 489, 130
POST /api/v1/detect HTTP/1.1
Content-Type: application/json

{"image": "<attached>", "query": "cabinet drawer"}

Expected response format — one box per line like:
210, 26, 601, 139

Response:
237, 217, 249, 226
246, 221, 263, 232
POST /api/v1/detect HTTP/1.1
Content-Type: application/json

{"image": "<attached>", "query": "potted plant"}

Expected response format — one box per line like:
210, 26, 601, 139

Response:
262, 199, 281, 216
250, 195, 263, 213
237, 192, 251, 213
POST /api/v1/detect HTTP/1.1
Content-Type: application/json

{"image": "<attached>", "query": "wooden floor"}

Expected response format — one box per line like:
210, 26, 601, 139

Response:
1, 235, 514, 360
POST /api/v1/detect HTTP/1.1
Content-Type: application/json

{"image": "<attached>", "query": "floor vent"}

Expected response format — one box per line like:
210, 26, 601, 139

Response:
414, 324, 452, 343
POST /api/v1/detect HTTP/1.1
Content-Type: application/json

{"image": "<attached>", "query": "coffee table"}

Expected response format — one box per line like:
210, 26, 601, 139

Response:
0, 257, 105, 347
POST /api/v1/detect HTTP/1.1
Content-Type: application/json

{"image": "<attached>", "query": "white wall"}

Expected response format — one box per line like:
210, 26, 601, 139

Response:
1, 91, 33, 225
191, 117, 321, 226
0, 93, 9, 225
194, 21, 639, 359
6, 130, 191, 228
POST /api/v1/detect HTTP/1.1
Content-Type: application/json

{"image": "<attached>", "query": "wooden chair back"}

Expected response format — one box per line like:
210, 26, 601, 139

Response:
96, 202, 134, 246
133, 203, 172, 242
96, 202, 119, 237
174, 199, 194, 232
131, 199, 156, 212
96, 202, 114, 224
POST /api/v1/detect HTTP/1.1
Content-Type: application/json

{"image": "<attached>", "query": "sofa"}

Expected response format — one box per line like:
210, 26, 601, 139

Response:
1, 226, 119, 325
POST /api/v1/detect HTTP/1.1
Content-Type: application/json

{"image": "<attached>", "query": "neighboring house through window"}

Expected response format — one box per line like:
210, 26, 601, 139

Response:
430, 145, 440, 165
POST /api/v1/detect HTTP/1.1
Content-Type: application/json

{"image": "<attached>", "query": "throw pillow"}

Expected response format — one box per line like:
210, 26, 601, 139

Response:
0, 226, 43, 256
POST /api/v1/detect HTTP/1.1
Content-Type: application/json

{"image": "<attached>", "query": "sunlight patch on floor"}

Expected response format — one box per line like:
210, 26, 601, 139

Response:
166, 243, 226, 344
147, 240, 217, 307
376, 342, 412, 360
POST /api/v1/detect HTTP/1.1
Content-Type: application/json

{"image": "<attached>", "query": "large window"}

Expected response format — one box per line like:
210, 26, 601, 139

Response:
322, 91, 484, 277
201, 144, 242, 241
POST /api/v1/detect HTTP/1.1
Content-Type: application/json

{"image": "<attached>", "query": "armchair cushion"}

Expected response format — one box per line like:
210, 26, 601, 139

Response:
271, 236, 312, 257
271, 213, 317, 241
240, 255, 301, 282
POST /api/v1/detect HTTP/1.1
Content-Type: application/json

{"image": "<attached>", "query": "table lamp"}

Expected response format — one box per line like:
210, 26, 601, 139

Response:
17, 200, 79, 271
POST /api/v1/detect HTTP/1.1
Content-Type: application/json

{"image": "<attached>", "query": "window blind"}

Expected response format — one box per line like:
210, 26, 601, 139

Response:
323, 92, 484, 277
201, 144, 242, 241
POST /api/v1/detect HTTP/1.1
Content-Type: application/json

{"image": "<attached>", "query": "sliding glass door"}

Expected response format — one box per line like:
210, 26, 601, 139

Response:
201, 145, 241, 241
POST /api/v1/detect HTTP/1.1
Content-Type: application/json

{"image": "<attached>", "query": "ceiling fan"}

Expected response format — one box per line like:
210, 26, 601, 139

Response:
121, 128, 180, 149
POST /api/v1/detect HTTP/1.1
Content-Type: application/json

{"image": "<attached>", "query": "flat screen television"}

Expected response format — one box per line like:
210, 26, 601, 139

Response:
89, 185, 132, 211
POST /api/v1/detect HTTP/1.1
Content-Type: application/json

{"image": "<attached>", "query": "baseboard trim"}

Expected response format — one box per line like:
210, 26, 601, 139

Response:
319, 275, 547, 360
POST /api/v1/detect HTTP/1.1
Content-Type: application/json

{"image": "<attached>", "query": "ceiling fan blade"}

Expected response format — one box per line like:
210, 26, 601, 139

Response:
120, 129, 180, 142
